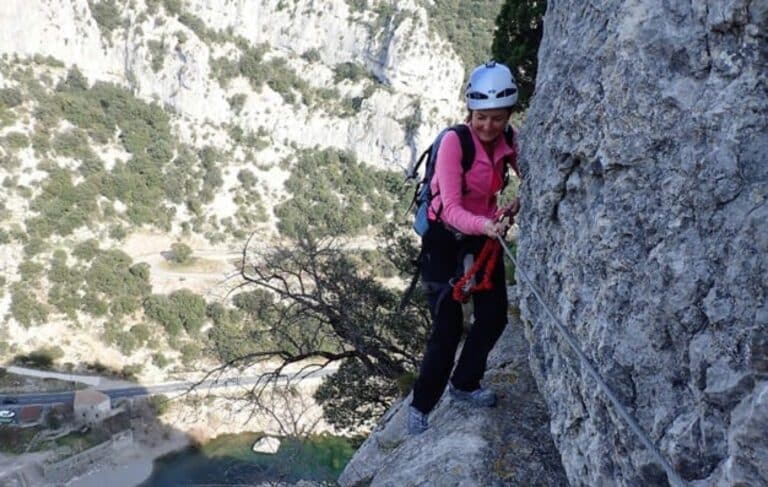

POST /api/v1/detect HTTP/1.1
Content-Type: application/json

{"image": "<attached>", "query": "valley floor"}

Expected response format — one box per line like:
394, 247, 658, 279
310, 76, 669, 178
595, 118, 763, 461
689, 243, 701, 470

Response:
64, 429, 190, 487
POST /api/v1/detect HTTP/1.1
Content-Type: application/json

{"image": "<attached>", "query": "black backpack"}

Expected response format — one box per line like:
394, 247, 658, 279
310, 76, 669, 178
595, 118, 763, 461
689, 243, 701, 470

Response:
400, 124, 516, 309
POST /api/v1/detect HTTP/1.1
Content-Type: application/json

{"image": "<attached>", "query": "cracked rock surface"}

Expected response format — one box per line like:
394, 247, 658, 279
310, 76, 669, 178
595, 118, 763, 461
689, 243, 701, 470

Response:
517, 1, 767, 485
339, 314, 568, 486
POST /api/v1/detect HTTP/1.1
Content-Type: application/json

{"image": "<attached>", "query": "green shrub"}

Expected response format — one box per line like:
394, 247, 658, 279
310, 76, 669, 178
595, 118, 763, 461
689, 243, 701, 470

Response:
152, 352, 170, 368
130, 324, 151, 344
121, 363, 143, 381
162, 0, 182, 16
169, 242, 193, 264
230, 290, 277, 330
427, 1, 506, 74
84, 249, 151, 299
147, 39, 166, 72
102, 321, 125, 349
110, 294, 142, 317
170, 289, 206, 335
52, 129, 95, 160
27, 169, 99, 237
205, 302, 227, 326
88, 0, 122, 38
0, 108, 16, 128
23, 238, 47, 257
116, 331, 138, 354
73, 239, 100, 261
108, 224, 127, 240
0, 87, 23, 108
228, 94, 247, 114
13, 346, 64, 369
345, 0, 368, 13
48, 251, 82, 286
301, 48, 322, 63
10, 286, 49, 327
333, 62, 369, 83
178, 13, 218, 42
48, 284, 80, 318
491, 0, 546, 109
148, 394, 169, 415
45, 80, 177, 227
143, 289, 206, 337
0, 154, 21, 170
211, 57, 240, 85
146, 0, 160, 15
82, 293, 109, 316
179, 342, 201, 365
18, 260, 44, 283
275, 148, 404, 238
2, 132, 29, 150
143, 294, 183, 336
237, 168, 256, 189
238, 44, 269, 87
59, 66, 89, 92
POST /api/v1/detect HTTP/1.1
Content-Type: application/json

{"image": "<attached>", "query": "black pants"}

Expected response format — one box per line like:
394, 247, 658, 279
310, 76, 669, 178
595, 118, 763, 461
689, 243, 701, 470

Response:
411, 222, 508, 414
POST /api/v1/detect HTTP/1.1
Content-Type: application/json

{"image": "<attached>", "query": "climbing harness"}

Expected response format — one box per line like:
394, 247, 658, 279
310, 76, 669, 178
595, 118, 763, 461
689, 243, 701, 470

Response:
450, 201, 519, 303
496, 236, 687, 487
451, 238, 501, 302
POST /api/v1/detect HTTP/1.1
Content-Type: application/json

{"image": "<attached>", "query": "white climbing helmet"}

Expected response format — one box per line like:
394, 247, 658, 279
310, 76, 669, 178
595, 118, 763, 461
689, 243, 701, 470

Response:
465, 61, 518, 110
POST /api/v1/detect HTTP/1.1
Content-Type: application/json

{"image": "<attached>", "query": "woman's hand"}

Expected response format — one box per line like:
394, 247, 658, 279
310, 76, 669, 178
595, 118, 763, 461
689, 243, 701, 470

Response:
482, 219, 506, 238
486, 197, 521, 238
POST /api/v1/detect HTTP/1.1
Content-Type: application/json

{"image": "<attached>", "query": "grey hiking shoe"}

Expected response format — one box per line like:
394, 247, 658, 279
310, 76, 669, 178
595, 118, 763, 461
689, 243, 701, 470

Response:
448, 383, 497, 407
407, 406, 429, 435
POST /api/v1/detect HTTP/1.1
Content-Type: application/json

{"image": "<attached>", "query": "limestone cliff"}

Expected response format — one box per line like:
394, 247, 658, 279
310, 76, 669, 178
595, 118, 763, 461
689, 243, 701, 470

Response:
0, 0, 469, 399
0, 0, 464, 168
519, 1, 767, 485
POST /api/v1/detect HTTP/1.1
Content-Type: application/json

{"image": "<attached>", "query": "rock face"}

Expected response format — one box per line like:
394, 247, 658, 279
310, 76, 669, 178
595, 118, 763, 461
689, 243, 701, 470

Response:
339, 314, 568, 486
0, 0, 464, 169
517, 1, 767, 485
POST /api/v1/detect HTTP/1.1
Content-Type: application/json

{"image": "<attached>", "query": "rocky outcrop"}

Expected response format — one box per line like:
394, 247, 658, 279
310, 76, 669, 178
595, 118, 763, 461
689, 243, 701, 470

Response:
517, 1, 767, 485
0, 0, 464, 168
339, 313, 568, 486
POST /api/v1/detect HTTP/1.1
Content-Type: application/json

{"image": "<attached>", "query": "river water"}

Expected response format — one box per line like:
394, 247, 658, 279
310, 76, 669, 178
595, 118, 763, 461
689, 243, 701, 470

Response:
139, 432, 355, 486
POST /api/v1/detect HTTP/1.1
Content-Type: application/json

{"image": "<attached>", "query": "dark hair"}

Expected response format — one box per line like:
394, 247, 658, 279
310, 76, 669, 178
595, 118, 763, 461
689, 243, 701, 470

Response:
464, 108, 514, 123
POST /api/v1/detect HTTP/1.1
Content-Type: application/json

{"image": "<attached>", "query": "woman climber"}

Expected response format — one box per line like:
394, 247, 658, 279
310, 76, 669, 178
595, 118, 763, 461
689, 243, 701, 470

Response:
408, 61, 521, 435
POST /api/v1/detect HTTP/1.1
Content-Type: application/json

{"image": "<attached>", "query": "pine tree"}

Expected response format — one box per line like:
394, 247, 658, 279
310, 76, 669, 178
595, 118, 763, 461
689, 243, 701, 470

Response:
492, 0, 547, 109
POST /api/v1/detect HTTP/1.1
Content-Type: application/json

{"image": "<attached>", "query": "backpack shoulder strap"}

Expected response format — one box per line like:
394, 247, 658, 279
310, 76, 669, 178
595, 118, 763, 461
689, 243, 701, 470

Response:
451, 124, 475, 173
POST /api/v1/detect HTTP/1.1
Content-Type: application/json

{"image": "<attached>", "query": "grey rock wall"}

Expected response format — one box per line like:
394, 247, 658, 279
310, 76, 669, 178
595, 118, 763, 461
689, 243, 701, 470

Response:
517, 1, 767, 485
339, 316, 568, 486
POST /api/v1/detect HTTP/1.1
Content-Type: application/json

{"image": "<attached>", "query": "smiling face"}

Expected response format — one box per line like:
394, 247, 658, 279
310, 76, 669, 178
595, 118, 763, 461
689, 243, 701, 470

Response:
469, 108, 512, 145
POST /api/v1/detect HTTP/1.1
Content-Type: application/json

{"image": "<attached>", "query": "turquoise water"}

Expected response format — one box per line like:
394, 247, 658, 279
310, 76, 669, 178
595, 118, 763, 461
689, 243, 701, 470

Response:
140, 432, 355, 486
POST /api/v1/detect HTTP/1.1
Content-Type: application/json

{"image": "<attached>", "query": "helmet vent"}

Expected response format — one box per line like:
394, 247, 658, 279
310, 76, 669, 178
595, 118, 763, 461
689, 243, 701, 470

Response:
497, 88, 517, 98
467, 92, 489, 100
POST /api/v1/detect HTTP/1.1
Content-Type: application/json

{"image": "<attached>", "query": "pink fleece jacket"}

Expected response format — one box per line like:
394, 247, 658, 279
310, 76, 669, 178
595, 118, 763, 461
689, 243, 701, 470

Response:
428, 124, 518, 235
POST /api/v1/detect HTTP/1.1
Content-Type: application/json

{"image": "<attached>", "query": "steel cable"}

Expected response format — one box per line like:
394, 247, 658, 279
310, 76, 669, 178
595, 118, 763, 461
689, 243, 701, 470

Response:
497, 236, 687, 487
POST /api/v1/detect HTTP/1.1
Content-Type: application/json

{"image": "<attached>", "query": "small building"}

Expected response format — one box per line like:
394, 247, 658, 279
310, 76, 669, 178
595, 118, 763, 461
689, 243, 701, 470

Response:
73, 390, 111, 425
18, 405, 42, 424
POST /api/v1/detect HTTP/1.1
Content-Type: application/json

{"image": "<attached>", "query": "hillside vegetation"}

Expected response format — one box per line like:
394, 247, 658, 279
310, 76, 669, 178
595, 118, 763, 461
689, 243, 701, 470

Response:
0, 0, 514, 431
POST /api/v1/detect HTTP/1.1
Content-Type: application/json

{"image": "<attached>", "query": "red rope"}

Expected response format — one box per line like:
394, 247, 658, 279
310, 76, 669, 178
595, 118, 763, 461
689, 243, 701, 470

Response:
452, 238, 501, 303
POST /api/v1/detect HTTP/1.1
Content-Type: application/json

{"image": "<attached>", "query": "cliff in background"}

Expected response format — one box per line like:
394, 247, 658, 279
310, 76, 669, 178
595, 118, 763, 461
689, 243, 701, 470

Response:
0, 0, 464, 169
518, 0, 766, 485
0, 0, 471, 378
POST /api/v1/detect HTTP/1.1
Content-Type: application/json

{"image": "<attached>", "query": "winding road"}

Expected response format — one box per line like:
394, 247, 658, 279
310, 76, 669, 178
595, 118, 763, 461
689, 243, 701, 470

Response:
1, 368, 334, 407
